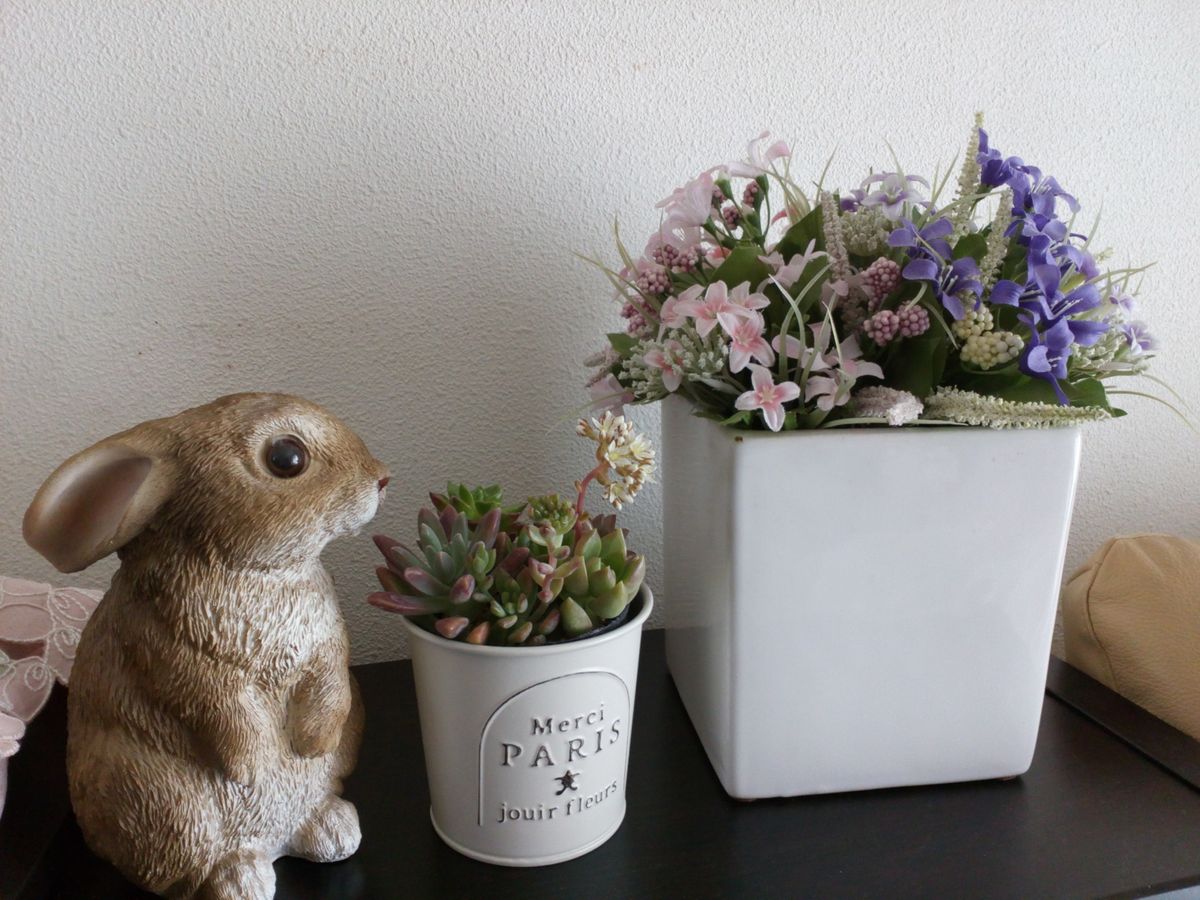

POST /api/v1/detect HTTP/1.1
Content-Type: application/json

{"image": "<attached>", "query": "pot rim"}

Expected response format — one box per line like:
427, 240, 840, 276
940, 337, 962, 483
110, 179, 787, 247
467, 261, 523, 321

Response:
663, 396, 1086, 441
400, 586, 654, 658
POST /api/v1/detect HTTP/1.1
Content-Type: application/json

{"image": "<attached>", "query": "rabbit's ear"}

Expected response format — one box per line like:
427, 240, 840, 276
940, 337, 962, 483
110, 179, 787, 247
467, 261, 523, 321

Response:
23, 436, 175, 573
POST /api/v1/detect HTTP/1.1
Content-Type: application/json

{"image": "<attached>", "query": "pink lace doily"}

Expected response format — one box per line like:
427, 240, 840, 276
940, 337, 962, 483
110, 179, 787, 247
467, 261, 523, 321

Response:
0, 577, 101, 760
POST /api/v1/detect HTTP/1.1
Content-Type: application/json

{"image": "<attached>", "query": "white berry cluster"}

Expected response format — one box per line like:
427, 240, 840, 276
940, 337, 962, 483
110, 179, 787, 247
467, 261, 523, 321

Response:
960, 331, 1024, 369
1074, 319, 1123, 367
621, 324, 727, 402
951, 306, 994, 340
619, 351, 665, 402
841, 207, 893, 256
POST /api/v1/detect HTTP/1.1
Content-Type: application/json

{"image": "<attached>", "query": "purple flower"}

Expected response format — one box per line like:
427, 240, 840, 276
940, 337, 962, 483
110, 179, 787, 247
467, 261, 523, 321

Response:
1020, 317, 1075, 404
978, 129, 1024, 189
888, 216, 954, 259
1109, 291, 1137, 316
992, 264, 1103, 342
839, 188, 866, 212
889, 217, 981, 319
978, 130, 1080, 250
1013, 165, 1079, 220
993, 263, 1112, 404
1122, 321, 1158, 355
861, 173, 931, 220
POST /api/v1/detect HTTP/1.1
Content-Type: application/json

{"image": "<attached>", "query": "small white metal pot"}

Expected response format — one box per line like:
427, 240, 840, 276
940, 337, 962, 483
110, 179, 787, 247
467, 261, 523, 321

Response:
402, 589, 653, 866
662, 397, 1082, 799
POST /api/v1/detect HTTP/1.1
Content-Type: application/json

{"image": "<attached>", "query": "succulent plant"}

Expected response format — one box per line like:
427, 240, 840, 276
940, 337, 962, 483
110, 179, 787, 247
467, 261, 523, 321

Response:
522, 510, 646, 638
368, 415, 653, 646
370, 493, 645, 646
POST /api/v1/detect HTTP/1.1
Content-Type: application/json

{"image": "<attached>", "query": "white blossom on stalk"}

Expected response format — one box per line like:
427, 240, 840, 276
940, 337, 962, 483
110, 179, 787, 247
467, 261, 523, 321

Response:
980, 190, 1014, 291
850, 386, 924, 426
577, 412, 656, 509
950, 112, 984, 236
925, 387, 1110, 428
820, 191, 850, 285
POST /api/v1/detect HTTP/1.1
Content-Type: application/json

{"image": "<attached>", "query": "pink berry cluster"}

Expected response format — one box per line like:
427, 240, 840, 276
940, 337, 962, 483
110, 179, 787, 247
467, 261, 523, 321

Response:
635, 265, 670, 295
650, 243, 699, 273
742, 181, 759, 206
621, 302, 649, 335
862, 258, 901, 312
721, 204, 741, 228
896, 305, 930, 337
862, 309, 900, 345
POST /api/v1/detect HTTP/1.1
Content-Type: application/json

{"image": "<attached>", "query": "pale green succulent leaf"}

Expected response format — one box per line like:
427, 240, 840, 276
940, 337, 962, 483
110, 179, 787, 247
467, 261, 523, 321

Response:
590, 584, 629, 621
600, 529, 626, 570
561, 597, 594, 636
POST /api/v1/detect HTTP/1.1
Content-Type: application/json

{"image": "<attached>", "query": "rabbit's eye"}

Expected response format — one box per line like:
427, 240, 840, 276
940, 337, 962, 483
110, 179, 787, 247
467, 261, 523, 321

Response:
265, 436, 309, 478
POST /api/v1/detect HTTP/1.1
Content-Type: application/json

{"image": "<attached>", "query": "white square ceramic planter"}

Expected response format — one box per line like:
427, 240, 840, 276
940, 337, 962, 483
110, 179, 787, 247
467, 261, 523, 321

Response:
403, 590, 652, 866
661, 398, 1082, 800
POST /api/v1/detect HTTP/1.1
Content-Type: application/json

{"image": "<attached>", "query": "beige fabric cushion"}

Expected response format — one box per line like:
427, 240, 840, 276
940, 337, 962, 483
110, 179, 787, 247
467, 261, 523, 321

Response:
1062, 534, 1200, 741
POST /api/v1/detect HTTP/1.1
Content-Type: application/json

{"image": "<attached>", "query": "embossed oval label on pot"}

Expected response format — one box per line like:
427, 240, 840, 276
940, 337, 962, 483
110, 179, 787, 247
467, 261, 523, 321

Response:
478, 670, 631, 846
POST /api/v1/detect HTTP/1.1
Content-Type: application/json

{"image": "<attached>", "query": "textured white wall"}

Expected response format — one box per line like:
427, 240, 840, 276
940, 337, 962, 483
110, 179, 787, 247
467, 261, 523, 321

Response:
2, 1, 1198, 662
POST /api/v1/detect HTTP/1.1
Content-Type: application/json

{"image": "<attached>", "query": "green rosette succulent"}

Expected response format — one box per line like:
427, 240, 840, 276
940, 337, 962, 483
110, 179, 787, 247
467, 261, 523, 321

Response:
368, 414, 653, 646
429, 482, 523, 531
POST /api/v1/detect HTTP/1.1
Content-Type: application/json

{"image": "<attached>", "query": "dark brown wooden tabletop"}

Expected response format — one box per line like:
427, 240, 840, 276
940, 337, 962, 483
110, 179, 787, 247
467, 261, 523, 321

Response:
3, 630, 1200, 899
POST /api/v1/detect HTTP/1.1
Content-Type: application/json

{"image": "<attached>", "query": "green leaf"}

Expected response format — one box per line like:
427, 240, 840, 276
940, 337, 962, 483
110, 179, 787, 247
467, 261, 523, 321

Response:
590, 585, 630, 621
710, 243, 772, 290
774, 206, 824, 260
953, 233, 987, 261
1062, 377, 1113, 410
600, 528, 627, 570
579, 529, 602, 560
607, 332, 637, 355
885, 331, 950, 399
1000, 245, 1028, 282
954, 374, 1113, 411
719, 410, 754, 427
560, 597, 594, 636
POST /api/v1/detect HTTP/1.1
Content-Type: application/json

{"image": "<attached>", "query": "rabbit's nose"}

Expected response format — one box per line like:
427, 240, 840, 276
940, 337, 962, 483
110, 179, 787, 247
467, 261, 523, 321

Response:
378, 477, 390, 491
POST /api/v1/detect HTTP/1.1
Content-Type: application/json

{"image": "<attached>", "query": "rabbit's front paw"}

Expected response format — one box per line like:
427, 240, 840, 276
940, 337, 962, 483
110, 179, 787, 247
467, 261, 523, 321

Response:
288, 796, 361, 863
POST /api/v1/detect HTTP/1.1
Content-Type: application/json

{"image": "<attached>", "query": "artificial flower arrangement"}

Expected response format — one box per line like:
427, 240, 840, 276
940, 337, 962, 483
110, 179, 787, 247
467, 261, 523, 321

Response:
367, 412, 653, 645
586, 116, 1163, 430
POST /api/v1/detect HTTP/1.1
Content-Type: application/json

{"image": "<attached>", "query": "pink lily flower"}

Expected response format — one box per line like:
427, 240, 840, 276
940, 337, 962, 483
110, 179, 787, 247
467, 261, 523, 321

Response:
645, 226, 703, 256
656, 171, 716, 230
705, 245, 732, 267
734, 364, 800, 432
675, 282, 729, 337
644, 339, 687, 392
661, 285, 702, 330
726, 131, 792, 178
676, 281, 770, 339
715, 281, 770, 333
804, 373, 849, 411
758, 239, 827, 291
771, 334, 831, 373
725, 311, 775, 373
589, 374, 634, 414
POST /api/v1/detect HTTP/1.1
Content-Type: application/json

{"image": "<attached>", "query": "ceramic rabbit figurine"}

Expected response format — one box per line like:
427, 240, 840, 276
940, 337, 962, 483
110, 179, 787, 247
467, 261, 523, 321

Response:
23, 393, 390, 899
